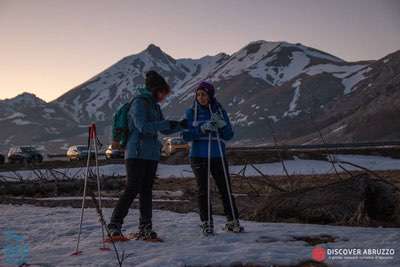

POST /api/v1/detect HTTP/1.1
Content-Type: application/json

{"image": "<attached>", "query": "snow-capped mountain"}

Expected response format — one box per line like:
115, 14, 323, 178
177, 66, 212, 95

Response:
54, 44, 229, 123
0, 92, 47, 107
1, 41, 399, 153
0, 93, 79, 152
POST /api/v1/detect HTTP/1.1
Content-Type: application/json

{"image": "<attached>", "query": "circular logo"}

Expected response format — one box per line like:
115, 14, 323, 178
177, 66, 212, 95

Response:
312, 246, 327, 262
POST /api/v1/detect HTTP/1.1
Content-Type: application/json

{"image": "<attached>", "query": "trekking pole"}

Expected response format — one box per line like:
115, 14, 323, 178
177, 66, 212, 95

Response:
89, 190, 124, 266
91, 123, 108, 251
207, 131, 212, 227
209, 105, 237, 223
72, 125, 93, 256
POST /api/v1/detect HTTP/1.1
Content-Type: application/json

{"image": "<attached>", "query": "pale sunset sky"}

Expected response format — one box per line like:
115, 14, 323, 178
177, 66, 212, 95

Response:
0, 0, 399, 102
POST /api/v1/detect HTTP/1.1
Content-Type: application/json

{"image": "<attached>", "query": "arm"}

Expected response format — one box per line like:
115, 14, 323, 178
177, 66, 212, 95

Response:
130, 98, 170, 134
159, 108, 182, 135
182, 108, 207, 142
219, 109, 234, 141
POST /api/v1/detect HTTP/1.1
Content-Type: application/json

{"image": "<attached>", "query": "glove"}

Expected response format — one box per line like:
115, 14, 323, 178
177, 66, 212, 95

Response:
211, 113, 226, 129
200, 121, 218, 133
179, 119, 188, 129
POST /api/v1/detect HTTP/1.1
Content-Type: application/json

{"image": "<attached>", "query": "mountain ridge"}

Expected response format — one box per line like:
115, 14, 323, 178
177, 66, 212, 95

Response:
1, 40, 399, 153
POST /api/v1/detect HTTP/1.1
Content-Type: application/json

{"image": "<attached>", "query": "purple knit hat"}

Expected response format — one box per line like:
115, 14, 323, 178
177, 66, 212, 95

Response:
196, 81, 215, 100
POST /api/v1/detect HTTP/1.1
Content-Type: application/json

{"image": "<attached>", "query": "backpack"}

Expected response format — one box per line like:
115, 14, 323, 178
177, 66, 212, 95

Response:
111, 96, 151, 148
112, 99, 134, 148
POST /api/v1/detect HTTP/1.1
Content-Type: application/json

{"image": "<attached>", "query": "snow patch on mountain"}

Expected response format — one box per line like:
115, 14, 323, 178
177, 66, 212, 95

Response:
305, 64, 366, 78
247, 43, 344, 86
331, 124, 347, 133
85, 88, 110, 120
342, 67, 372, 95
283, 79, 302, 118
0, 112, 26, 121
277, 51, 310, 85
43, 108, 56, 113
231, 111, 248, 126
268, 115, 279, 123
296, 44, 343, 63
213, 41, 281, 79
12, 119, 33, 125
171, 53, 229, 104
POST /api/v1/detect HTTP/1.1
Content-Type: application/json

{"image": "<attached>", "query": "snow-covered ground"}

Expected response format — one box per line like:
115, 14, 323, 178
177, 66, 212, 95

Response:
1, 154, 400, 181
0, 205, 398, 267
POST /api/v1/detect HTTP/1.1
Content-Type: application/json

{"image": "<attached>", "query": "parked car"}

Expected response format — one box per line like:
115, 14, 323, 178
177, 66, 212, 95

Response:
105, 145, 124, 159
8, 146, 43, 164
0, 154, 5, 165
161, 137, 189, 157
66, 145, 95, 161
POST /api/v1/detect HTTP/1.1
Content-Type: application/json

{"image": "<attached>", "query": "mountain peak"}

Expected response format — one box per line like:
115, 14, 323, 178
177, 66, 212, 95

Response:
146, 43, 160, 50
2, 92, 47, 107
247, 40, 280, 45
145, 43, 164, 57
143, 43, 176, 65
240, 40, 282, 56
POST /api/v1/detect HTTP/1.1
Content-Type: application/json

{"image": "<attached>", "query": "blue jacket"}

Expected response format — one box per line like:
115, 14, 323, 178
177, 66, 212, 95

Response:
182, 101, 234, 158
125, 86, 180, 161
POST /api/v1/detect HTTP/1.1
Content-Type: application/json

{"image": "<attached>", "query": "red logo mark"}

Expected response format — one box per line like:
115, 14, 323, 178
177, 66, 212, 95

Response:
312, 246, 327, 262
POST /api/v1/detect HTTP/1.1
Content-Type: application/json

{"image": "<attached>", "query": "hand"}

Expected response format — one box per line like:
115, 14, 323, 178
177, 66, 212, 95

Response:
200, 121, 218, 133
111, 141, 121, 150
179, 119, 188, 129
211, 113, 226, 129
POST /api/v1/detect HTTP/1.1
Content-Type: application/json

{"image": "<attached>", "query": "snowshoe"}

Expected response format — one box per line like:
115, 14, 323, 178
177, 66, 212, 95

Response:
128, 223, 163, 242
200, 221, 214, 236
104, 223, 129, 242
104, 235, 130, 243
127, 231, 163, 242
223, 220, 244, 233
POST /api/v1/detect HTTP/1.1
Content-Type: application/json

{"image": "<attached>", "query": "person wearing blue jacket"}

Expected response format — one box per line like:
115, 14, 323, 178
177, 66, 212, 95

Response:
182, 81, 243, 235
108, 71, 186, 240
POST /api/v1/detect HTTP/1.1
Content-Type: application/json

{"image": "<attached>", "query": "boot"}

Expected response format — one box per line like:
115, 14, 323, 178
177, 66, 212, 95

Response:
107, 222, 122, 237
224, 220, 244, 233
200, 221, 214, 236
136, 223, 158, 240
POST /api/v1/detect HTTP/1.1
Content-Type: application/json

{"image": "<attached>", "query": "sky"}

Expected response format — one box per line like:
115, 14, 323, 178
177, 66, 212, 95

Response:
0, 0, 399, 102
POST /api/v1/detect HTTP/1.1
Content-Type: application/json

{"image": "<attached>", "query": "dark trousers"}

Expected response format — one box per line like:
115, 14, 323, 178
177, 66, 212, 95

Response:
110, 159, 158, 227
191, 157, 239, 222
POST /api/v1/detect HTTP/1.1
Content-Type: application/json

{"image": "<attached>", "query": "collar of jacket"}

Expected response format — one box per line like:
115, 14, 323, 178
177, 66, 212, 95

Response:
133, 85, 156, 103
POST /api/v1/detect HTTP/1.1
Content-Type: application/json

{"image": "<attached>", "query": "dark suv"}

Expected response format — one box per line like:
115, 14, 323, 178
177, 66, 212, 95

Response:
0, 154, 5, 165
8, 146, 43, 164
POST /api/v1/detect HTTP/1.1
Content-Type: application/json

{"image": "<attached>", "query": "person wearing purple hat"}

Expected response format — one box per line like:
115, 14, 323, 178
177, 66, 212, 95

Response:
182, 81, 243, 235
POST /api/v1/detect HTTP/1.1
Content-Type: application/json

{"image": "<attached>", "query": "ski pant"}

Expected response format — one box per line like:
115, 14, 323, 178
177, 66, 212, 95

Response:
190, 157, 239, 222
110, 158, 158, 228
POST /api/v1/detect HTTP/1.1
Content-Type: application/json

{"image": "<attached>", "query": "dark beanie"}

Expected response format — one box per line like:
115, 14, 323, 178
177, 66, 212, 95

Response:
145, 70, 170, 93
196, 81, 215, 100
